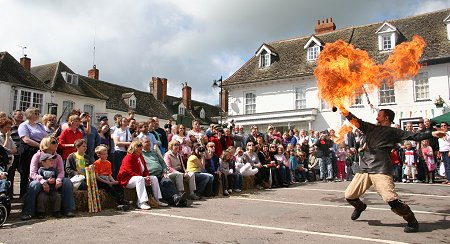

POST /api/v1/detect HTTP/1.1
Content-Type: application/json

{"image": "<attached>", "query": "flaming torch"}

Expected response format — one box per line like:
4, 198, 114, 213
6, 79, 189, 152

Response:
314, 35, 426, 143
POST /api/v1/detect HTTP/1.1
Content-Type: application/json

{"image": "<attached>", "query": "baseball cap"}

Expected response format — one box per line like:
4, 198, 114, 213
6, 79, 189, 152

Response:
40, 153, 57, 161
99, 115, 108, 122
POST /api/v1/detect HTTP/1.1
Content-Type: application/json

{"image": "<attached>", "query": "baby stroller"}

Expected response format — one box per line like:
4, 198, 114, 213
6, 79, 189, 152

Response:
0, 183, 11, 227
0, 146, 11, 227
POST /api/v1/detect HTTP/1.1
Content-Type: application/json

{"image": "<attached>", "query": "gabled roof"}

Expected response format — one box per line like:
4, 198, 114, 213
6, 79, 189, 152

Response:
31, 62, 108, 100
0, 52, 48, 90
224, 8, 450, 86
303, 35, 323, 49
444, 14, 450, 23
375, 22, 397, 33
164, 95, 222, 125
255, 43, 278, 56
86, 77, 173, 119
122, 92, 135, 99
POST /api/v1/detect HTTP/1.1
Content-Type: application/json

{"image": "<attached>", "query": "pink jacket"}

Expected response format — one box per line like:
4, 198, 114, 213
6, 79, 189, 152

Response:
29, 150, 65, 184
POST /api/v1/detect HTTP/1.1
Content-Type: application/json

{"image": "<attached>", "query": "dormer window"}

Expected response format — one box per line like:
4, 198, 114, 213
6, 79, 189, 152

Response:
307, 46, 320, 61
129, 97, 136, 108
304, 36, 322, 61
199, 108, 205, 119
261, 53, 270, 67
122, 93, 136, 108
376, 22, 398, 51
61, 71, 79, 85
255, 43, 277, 68
444, 15, 450, 41
178, 103, 186, 115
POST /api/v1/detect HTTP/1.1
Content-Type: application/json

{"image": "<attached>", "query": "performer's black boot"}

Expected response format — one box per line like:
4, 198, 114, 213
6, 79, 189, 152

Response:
389, 200, 419, 233
346, 198, 367, 220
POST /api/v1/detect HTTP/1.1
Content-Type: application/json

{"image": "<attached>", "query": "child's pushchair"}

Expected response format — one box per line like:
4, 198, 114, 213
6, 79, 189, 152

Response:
0, 145, 11, 227
0, 182, 11, 227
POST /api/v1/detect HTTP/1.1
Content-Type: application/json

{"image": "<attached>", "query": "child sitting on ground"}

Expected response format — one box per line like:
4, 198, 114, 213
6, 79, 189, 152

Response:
93, 145, 129, 211
36, 153, 62, 218
402, 141, 419, 183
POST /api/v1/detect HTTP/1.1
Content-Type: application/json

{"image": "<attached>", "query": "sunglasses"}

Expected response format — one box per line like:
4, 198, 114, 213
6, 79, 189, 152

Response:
51, 140, 58, 145
137, 144, 143, 147
34, 111, 40, 115
179, 128, 185, 130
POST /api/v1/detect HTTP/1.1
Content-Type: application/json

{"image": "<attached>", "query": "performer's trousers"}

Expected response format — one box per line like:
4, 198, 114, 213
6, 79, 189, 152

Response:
345, 172, 398, 202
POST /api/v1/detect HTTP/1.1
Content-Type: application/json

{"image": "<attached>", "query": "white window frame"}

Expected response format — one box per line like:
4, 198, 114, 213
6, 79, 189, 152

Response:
178, 104, 186, 115
260, 53, 271, 68
352, 95, 363, 107
244, 92, 256, 115
62, 72, 79, 85
83, 104, 94, 116
307, 45, 320, 61
129, 98, 136, 108
379, 82, 396, 105
382, 35, 392, 51
414, 72, 429, 102
12, 88, 44, 113
62, 100, 74, 121
295, 87, 306, 109
199, 109, 205, 119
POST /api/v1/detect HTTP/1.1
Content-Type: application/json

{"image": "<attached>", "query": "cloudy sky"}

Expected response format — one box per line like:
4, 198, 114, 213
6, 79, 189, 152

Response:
1, 0, 449, 105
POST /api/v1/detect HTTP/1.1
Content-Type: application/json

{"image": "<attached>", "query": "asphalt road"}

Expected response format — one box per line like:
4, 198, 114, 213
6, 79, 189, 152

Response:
2, 181, 450, 244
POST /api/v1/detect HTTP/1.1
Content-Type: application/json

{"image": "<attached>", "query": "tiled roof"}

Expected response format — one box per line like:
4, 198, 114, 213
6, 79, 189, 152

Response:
0, 52, 48, 90
164, 95, 222, 125
31, 62, 109, 100
225, 9, 450, 86
86, 78, 173, 119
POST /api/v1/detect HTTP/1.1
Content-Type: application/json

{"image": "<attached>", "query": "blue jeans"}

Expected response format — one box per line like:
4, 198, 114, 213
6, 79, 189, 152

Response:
319, 156, 333, 180
442, 151, 450, 181
234, 174, 243, 189
112, 151, 127, 178
22, 178, 75, 216
194, 172, 213, 196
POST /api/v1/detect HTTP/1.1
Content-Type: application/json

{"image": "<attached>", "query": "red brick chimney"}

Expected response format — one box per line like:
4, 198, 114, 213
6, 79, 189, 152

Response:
220, 89, 228, 113
314, 18, 336, 35
161, 78, 167, 103
182, 82, 192, 110
150, 77, 167, 103
20, 55, 31, 71
88, 65, 99, 80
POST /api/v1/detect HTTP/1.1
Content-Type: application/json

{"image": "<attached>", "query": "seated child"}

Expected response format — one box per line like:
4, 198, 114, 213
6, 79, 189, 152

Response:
36, 153, 62, 218
65, 139, 91, 190
220, 150, 234, 196
93, 145, 129, 210
0, 166, 9, 197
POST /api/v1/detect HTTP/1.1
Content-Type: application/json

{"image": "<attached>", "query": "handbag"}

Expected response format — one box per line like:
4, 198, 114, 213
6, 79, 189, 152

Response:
439, 162, 446, 177
70, 175, 86, 189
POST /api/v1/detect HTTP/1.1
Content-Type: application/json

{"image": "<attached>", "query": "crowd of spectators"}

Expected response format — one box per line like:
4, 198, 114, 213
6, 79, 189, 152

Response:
0, 107, 448, 222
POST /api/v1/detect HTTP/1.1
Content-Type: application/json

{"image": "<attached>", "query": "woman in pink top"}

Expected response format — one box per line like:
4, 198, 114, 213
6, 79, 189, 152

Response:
421, 139, 436, 183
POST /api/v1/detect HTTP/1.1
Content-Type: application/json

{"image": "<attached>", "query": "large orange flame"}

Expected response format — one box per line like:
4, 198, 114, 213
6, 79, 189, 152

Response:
314, 36, 425, 142
314, 35, 426, 109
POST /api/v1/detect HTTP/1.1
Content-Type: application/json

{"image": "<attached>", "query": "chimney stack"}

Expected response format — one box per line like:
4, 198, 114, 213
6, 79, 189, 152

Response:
88, 65, 99, 80
220, 89, 229, 113
150, 77, 167, 103
20, 55, 31, 71
314, 18, 336, 35
182, 82, 192, 110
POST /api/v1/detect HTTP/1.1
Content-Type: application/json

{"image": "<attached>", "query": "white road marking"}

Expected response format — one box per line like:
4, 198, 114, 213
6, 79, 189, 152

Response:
232, 197, 450, 217
133, 210, 408, 244
282, 187, 450, 199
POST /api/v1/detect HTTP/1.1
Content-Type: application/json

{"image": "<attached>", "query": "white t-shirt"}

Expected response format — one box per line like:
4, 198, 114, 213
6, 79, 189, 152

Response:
113, 127, 131, 152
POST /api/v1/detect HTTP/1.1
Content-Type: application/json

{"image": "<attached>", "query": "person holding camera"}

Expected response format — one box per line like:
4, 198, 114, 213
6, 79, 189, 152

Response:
186, 143, 213, 197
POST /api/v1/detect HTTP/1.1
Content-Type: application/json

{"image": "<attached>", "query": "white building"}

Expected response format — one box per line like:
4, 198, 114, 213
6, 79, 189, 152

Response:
224, 9, 450, 132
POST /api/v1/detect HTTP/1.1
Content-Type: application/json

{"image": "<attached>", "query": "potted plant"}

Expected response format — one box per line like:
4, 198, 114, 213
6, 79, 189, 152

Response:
434, 95, 445, 108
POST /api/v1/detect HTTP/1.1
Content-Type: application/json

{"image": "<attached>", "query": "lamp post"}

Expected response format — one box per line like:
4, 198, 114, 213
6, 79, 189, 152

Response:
212, 76, 223, 125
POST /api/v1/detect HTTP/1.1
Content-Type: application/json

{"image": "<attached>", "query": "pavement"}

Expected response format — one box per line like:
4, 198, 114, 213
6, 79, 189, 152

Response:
1, 179, 450, 244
